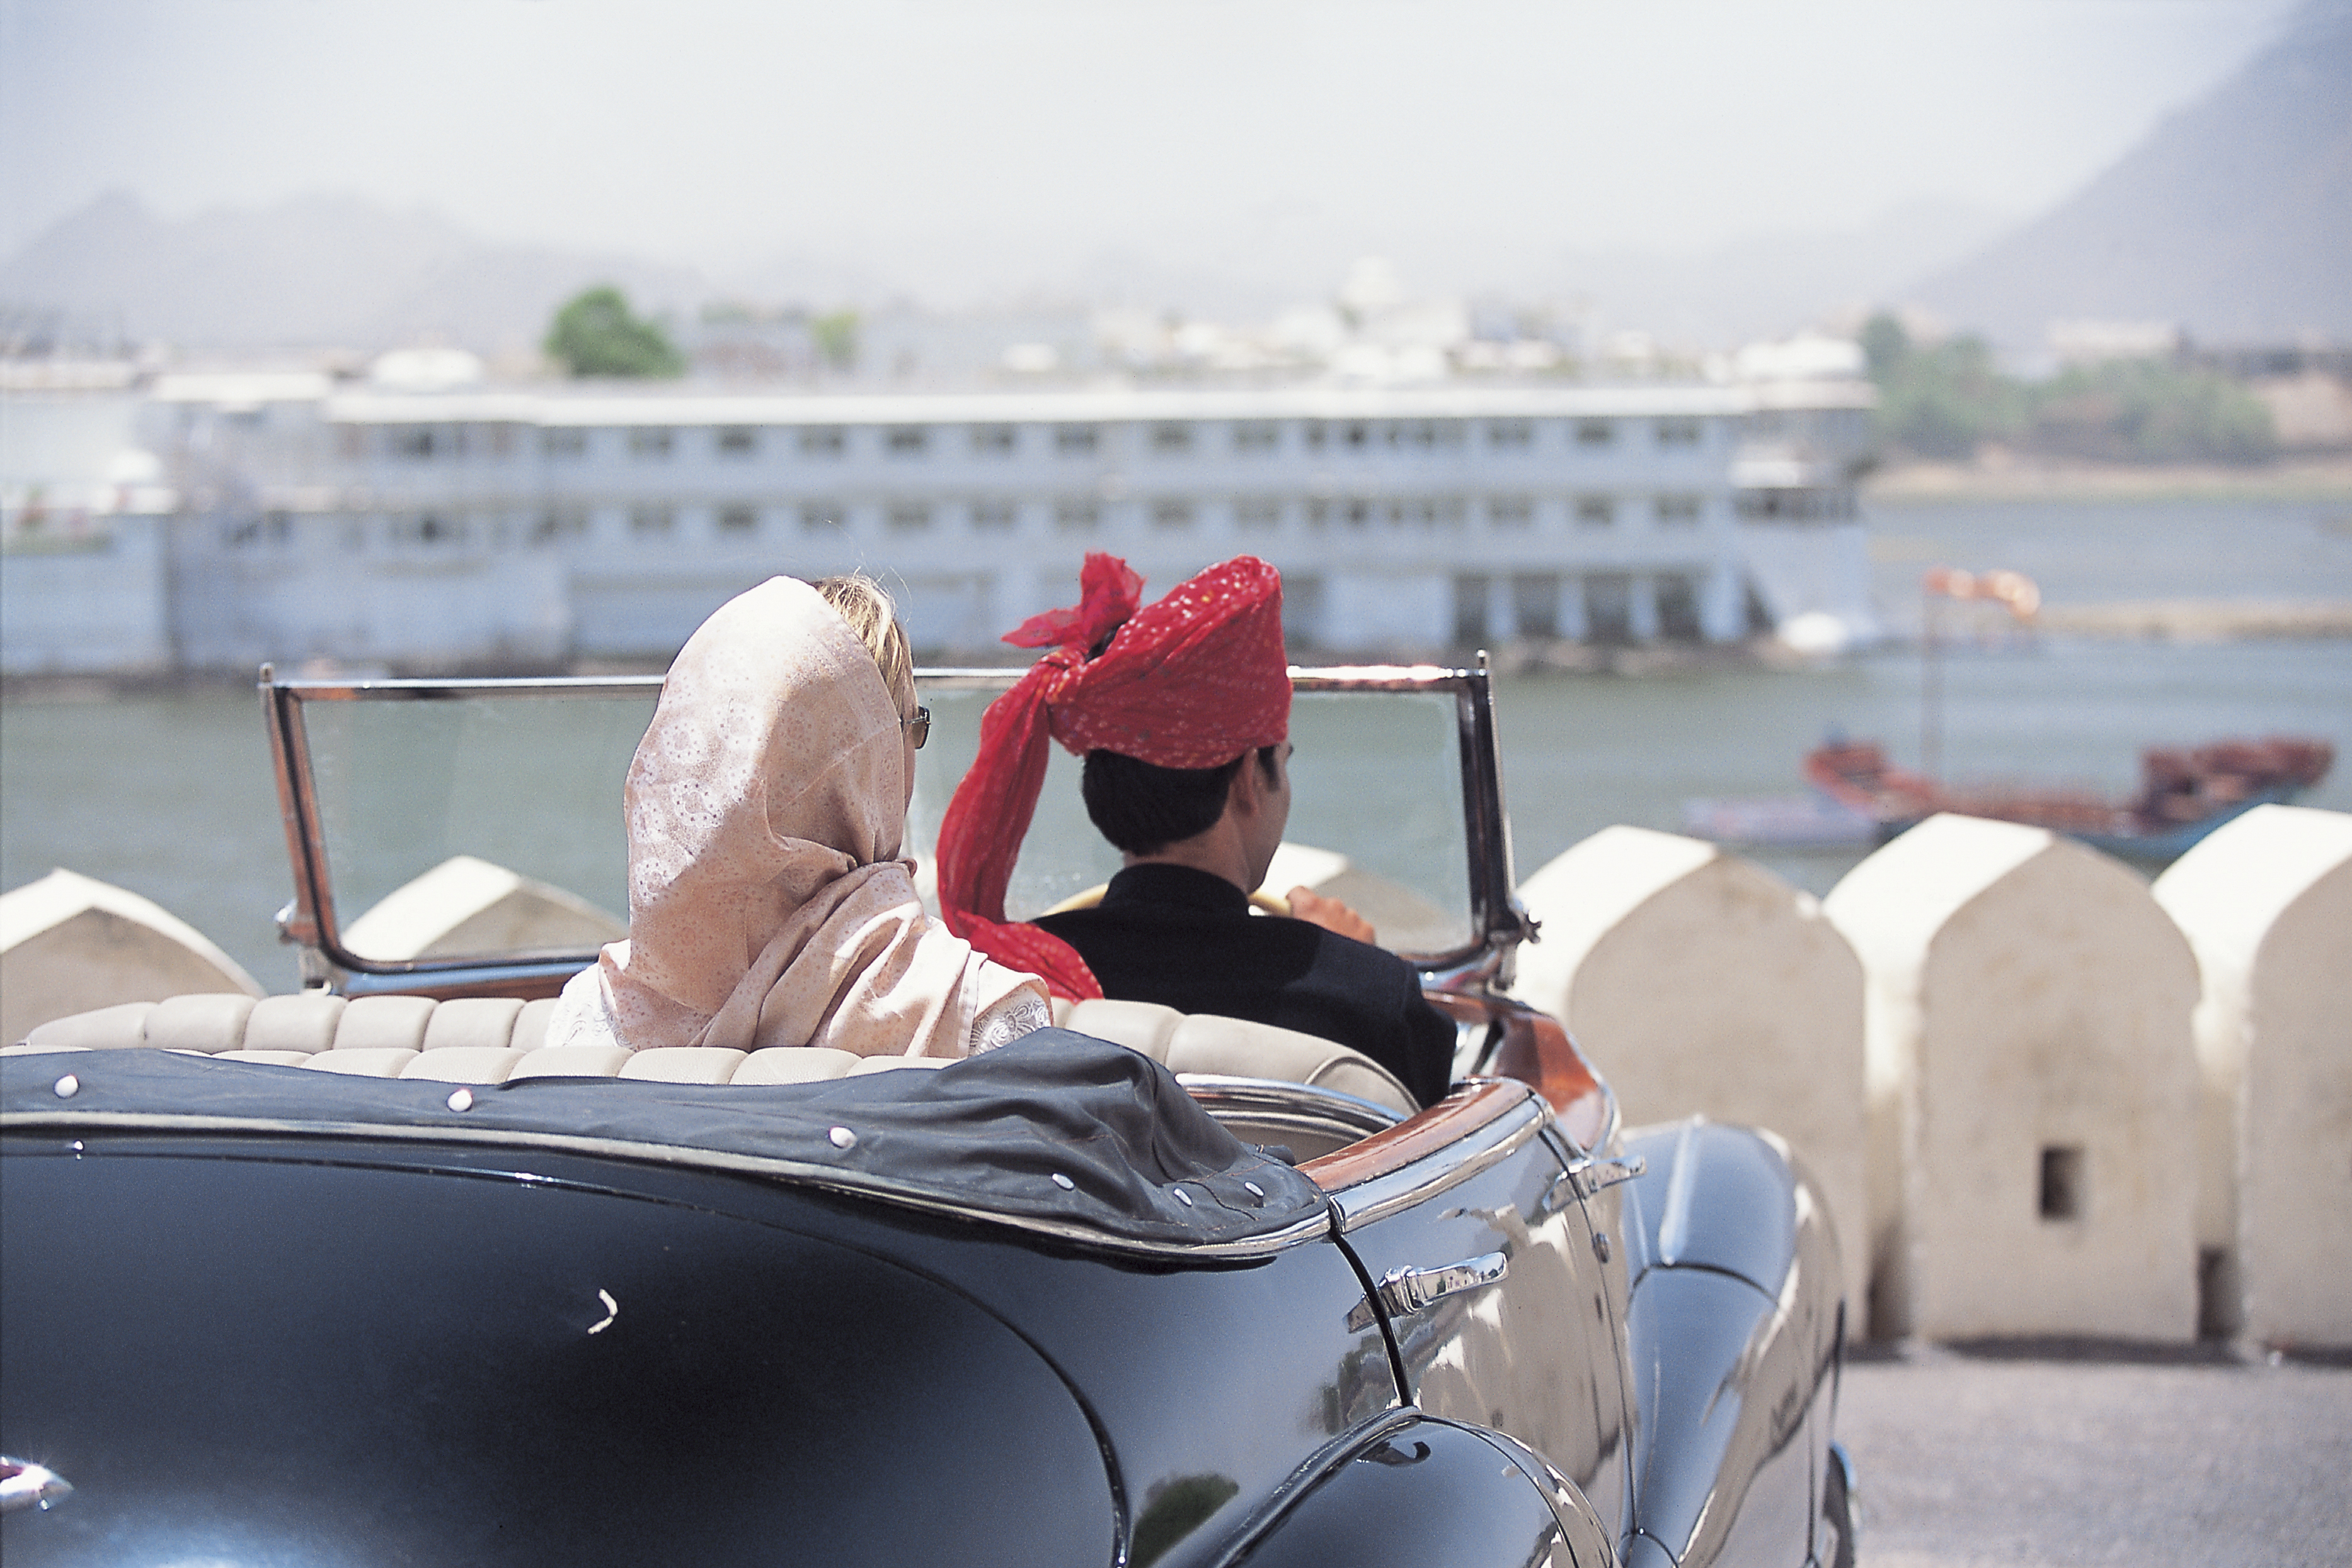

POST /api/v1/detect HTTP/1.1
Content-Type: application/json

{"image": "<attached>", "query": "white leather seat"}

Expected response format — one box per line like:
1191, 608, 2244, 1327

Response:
9, 990, 1417, 1114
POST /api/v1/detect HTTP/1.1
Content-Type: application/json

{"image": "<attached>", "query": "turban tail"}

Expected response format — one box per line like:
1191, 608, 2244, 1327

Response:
936, 553, 1290, 999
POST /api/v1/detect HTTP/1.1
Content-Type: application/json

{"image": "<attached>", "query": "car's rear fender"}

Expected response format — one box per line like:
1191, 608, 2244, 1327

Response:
1615, 1118, 1845, 1568
1211, 1414, 1617, 1568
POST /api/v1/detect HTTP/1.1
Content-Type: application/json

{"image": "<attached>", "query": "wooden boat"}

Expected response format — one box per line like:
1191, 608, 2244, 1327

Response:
1804, 735, 2334, 861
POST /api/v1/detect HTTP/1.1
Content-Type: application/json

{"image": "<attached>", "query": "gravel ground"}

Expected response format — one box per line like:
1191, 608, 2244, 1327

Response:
1838, 1344, 2352, 1568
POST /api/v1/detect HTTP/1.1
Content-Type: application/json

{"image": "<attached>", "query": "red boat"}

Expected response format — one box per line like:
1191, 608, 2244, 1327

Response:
1804, 736, 2336, 859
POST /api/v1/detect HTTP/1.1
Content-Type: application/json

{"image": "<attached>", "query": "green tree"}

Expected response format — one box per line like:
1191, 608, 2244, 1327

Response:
1871, 332, 2026, 459
2028, 360, 2275, 464
1859, 311, 1911, 382
811, 309, 859, 373
544, 285, 685, 378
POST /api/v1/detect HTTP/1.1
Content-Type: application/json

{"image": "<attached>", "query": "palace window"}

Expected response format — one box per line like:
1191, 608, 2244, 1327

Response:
531, 508, 587, 545
972, 500, 1018, 532
1655, 495, 1703, 527
1055, 425, 1099, 455
971, 425, 1017, 456
1655, 417, 1704, 447
1391, 420, 1460, 450
390, 512, 470, 547
1233, 422, 1280, 454
1235, 498, 1282, 531
1513, 574, 1561, 639
800, 426, 846, 456
1576, 495, 1616, 527
1657, 575, 1704, 641
1488, 496, 1534, 528
1054, 500, 1100, 532
886, 503, 932, 532
1487, 420, 1533, 450
716, 426, 760, 457
393, 428, 439, 459
630, 505, 675, 538
799, 502, 846, 534
629, 428, 674, 459
542, 428, 588, 459
1585, 574, 1634, 643
1453, 576, 1491, 646
885, 426, 929, 456
1575, 419, 1615, 448
717, 504, 760, 535
1150, 500, 1195, 530
1149, 423, 1194, 455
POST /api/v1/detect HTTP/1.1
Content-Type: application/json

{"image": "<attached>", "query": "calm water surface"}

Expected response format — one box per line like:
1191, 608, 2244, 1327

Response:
7, 495, 2349, 991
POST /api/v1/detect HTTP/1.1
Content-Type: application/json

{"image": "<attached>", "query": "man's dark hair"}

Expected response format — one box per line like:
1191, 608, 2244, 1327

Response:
1082, 746, 1280, 856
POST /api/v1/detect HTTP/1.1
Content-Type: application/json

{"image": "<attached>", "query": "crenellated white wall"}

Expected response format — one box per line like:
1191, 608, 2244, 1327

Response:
1824, 814, 2201, 1342
1509, 825, 1871, 1327
2154, 805, 2352, 1348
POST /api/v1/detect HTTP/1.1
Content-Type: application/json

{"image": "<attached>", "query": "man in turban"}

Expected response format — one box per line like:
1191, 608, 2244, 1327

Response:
936, 554, 1456, 1108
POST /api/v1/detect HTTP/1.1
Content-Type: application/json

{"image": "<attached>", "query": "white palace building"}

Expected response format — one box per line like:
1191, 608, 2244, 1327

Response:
3, 363, 1875, 674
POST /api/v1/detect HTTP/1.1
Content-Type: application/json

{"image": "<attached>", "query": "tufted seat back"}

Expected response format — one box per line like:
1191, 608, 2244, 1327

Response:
7, 991, 1418, 1114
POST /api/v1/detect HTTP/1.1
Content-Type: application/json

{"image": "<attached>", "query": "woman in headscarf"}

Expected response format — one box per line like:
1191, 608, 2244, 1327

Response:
546, 574, 1052, 1058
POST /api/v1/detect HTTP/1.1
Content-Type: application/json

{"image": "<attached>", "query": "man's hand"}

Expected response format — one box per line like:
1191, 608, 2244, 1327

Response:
1286, 886, 1377, 944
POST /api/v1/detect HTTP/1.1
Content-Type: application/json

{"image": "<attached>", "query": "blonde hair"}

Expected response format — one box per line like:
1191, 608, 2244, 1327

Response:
814, 575, 916, 714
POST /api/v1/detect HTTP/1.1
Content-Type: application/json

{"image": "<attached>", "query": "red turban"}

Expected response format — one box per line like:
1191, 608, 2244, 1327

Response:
935, 554, 1290, 999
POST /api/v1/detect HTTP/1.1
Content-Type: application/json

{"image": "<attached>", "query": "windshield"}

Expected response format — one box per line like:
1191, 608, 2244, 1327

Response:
904, 682, 1473, 956
287, 670, 1478, 971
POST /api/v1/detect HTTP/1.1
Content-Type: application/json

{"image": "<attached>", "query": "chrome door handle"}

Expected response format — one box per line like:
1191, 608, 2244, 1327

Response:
1348, 1251, 1509, 1331
1565, 1154, 1645, 1198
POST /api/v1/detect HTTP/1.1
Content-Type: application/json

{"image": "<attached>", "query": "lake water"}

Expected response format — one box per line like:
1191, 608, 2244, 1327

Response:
6, 493, 2349, 993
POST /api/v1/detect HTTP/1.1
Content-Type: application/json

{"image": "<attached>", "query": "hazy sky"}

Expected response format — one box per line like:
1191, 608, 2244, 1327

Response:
0, 0, 2309, 300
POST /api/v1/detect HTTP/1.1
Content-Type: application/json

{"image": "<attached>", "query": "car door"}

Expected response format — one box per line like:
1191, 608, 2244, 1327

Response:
1304, 1080, 1634, 1540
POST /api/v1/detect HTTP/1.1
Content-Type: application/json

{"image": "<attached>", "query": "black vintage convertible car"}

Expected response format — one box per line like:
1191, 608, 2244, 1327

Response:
2, 661, 1853, 1568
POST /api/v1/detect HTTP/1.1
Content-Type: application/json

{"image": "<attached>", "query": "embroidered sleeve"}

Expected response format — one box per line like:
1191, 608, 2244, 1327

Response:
970, 988, 1053, 1053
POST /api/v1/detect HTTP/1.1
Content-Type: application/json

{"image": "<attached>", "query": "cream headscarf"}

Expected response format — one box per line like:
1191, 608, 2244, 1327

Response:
548, 576, 1045, 1057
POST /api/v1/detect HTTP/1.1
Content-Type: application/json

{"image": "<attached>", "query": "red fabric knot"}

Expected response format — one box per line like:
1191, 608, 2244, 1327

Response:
1004, 552, 1144, 654
935, 555, 1291, 1000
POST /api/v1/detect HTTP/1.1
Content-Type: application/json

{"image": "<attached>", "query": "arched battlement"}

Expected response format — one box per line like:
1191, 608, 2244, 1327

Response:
1827, 813, 2200, 1342
2155, 804, 2352, 1349
1512, 825, 1868, 1324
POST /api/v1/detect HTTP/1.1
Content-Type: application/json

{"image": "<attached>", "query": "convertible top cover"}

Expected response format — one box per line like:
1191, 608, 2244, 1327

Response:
0, 1031, 1331, 1257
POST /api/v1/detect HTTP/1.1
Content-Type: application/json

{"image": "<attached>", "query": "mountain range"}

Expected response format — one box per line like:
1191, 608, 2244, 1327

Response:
3, 0, 2344, 357
1910, 0, 2351, 346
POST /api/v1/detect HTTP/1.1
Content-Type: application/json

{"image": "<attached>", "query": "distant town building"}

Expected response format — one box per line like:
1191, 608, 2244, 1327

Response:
4, 362, 1877, 674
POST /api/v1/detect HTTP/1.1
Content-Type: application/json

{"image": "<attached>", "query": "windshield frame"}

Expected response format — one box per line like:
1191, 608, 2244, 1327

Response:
261, 661, 1531, 999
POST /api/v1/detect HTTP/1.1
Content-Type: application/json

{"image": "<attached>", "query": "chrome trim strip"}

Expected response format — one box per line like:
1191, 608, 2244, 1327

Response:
1, 1110, 1333, 1261
1324, 1087, 1551, 1231
1176, 1074, 1405, 1136
915, 664, 1481, 694
273, 675, 667, 700
333, 959, 594, 997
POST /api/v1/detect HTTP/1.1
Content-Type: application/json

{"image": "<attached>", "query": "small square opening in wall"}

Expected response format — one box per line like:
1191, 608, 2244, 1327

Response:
2039, 1145, 2085, 1221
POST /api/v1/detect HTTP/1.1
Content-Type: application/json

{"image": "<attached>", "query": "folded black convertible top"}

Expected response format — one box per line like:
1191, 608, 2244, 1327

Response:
0, 1029, 1332, 1259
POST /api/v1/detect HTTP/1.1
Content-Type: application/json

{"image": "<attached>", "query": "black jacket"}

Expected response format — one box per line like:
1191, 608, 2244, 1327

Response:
1033, 863, 1456, 1108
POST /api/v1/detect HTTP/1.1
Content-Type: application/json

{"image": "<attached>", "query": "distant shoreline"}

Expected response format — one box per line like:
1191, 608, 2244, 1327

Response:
1864, 454, 2352, 503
